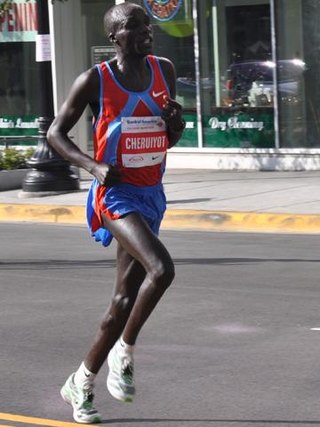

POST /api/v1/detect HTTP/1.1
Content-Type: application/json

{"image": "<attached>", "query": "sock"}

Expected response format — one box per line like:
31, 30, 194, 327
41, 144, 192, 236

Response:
74, 361, 96, 387
119, 336, 134, 355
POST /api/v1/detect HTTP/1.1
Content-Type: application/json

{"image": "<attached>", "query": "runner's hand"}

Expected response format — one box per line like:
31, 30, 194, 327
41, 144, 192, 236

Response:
161, 96, 184, 132
91, 163, 122, 186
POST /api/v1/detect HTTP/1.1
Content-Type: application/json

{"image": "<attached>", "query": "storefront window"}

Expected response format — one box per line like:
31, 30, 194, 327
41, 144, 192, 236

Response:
0, 0, 40, 143
198, 0, 275, 148
83, 1, 319, 151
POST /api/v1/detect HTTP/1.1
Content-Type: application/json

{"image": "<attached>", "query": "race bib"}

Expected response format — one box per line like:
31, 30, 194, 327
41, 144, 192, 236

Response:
120, 116, 168, 168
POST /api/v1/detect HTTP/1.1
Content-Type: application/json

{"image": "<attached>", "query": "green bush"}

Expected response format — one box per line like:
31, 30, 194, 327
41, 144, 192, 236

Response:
0, 148, 34, 170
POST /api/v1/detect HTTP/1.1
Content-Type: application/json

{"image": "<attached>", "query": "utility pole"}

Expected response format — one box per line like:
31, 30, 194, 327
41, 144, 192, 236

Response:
22, 0, 79, 195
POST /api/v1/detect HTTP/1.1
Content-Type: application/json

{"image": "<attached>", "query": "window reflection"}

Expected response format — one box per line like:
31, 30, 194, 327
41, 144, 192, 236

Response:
0, 42, 41, 116
197, 1, 276, 148
223, 59, 306, 109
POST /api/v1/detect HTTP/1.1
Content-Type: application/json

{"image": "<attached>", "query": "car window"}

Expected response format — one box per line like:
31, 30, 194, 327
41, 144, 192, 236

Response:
229, 62, 273, 82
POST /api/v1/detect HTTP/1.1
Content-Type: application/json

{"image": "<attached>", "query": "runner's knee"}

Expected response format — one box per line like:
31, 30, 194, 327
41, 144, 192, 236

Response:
149, 258, 175, 290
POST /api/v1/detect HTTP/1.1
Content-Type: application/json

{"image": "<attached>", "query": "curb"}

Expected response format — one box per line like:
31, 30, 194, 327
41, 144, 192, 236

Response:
162, 210, 320, 234
0, 203, 320, 234
0, 204, 85, 224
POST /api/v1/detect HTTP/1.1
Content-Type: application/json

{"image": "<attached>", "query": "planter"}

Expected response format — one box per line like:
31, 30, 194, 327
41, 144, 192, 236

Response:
0, 169, 28, 191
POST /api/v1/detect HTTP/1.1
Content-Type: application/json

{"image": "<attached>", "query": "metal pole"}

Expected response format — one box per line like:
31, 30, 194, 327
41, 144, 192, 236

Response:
193, 0, 204, 148
22, 0, 79, 195
212, 0, 221, 107
270, 0, 280, 149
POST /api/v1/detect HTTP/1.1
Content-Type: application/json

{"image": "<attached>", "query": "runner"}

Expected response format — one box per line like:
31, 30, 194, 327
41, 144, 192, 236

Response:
47, 2, 185, 424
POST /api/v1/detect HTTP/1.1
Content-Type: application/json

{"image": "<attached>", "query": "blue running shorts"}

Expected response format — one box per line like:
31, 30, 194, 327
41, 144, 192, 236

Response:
87, 181, 166, 247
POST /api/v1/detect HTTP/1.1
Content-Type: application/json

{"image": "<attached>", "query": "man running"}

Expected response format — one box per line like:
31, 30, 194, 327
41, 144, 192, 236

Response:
47, 2, 185, 423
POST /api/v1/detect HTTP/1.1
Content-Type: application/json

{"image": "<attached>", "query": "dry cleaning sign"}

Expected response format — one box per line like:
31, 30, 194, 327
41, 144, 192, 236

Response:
144, 0, 183, 22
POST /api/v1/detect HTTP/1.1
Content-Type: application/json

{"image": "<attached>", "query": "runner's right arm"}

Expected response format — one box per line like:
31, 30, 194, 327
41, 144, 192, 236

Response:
47, 68, 121, 186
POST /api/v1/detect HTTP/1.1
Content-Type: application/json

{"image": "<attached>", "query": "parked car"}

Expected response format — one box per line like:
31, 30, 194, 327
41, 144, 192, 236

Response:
223, 59, 306, 107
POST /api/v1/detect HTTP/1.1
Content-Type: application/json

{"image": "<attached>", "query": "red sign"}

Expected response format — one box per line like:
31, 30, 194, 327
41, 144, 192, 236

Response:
0, 0, 37, 42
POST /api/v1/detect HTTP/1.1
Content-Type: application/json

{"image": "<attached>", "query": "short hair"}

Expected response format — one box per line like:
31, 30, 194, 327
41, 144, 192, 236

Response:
103, 2, 145, 37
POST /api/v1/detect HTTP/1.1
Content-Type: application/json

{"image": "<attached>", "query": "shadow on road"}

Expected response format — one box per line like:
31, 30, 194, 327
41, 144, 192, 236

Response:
1, 257, 319, 270
174, 257, 320, 265
0, 259, 116, 270
167, 198, 211, 204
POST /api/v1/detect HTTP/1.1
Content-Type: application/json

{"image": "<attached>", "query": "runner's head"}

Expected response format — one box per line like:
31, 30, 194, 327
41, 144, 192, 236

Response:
104, 2, 153, 57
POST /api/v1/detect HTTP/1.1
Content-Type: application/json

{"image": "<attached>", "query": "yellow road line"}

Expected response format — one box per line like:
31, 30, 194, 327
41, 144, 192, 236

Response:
0, 413, 79, 427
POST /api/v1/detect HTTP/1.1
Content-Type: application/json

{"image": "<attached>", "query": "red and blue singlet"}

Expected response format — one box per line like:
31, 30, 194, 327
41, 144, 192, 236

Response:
86, 55, 171, 246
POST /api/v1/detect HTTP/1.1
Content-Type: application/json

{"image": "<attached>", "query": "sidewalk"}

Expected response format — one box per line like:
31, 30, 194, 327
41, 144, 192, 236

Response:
1, 169, 320, 234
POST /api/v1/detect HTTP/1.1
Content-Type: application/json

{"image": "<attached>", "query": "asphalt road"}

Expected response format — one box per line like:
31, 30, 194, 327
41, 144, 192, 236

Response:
1, 223, 320, 427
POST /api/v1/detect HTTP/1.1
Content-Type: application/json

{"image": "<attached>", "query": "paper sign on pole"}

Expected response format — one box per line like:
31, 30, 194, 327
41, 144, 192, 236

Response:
36, 33, 51, 62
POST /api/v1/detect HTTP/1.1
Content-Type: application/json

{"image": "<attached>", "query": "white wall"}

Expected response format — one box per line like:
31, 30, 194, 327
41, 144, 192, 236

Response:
49, 0, 88, 154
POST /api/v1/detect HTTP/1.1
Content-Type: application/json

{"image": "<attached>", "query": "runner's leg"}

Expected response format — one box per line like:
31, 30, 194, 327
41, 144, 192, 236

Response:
101, 212, 175, 346
84, 243, 146, 373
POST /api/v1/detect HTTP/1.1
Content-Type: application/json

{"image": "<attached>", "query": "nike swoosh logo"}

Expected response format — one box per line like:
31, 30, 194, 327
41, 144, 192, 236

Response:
152, 90, 166, 98
152, 155, 160, 160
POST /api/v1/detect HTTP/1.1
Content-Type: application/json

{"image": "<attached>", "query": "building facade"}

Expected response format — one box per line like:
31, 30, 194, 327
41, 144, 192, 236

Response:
1, 0, 320, 169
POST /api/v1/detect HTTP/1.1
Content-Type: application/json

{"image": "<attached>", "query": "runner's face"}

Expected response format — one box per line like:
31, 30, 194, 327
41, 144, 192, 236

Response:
114, 7, 153, 57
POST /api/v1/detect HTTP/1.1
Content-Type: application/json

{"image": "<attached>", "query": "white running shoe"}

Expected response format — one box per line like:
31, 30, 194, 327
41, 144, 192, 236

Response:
106, 342, 135, 402
60, 373, 101, 424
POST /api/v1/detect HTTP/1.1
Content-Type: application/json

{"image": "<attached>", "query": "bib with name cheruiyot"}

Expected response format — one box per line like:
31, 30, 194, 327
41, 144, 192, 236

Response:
120, 116, 169, 168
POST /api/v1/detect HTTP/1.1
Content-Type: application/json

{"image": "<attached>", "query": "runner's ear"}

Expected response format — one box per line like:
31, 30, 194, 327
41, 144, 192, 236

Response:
109, 33, 116, 43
